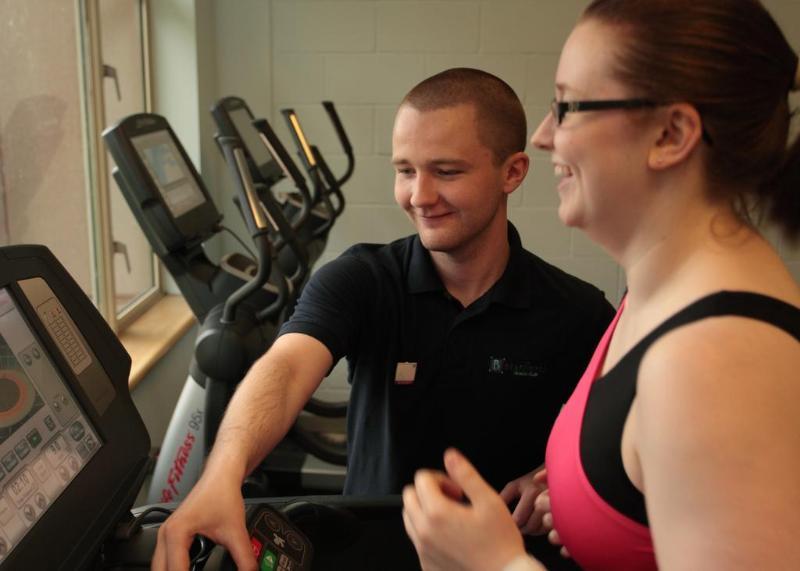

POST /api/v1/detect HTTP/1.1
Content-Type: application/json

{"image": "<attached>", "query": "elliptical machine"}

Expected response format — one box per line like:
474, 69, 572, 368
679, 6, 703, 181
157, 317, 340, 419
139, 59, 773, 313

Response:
102, 114, 346, 504
210, 97, 353, 284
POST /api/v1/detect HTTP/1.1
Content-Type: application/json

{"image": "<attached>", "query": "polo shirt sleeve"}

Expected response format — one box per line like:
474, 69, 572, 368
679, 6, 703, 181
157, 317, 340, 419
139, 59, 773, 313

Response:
278, 254, 375, 363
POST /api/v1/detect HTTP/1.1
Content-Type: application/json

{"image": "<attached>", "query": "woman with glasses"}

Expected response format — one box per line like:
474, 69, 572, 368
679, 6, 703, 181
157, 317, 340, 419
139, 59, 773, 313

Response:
402, 1, 800, 569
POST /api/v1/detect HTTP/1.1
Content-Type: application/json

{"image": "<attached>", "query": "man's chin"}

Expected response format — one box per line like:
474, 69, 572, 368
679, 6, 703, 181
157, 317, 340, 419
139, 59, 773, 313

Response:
417, 232, 457, 253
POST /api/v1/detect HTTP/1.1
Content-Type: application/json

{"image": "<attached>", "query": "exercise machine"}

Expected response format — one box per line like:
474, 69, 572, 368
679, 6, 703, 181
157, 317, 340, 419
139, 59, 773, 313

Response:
0, 244, 419, 570
103, 115, 346, 503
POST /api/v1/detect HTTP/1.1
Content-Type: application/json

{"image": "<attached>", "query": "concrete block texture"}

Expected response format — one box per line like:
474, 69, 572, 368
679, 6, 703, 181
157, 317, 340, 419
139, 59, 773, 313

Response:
480, 0, 590, 54
274, 1, 375, 52
377, 2, 480, 52
325, 53, 427, 104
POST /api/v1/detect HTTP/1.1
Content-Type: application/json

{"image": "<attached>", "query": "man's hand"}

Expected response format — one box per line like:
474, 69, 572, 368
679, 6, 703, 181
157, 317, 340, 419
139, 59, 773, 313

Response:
402, 448, 535, 571
151, 471, 256, 571
499, 467, 548, 535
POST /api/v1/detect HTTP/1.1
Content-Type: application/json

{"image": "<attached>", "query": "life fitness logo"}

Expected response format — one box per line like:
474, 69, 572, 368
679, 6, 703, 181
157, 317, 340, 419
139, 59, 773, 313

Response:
160, 409, 202, 503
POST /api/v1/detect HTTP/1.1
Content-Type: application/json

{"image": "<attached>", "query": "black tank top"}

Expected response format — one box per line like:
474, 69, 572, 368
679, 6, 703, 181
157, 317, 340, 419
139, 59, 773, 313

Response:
580, 291, 800, 525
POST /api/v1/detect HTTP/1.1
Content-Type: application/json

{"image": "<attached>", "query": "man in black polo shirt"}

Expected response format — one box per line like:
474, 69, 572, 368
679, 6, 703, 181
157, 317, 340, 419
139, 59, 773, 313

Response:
152, 68, 614, 570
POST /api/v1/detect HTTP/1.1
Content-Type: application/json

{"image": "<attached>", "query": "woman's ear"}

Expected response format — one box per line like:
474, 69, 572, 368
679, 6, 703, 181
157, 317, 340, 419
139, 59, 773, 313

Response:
648, 103, 704, 170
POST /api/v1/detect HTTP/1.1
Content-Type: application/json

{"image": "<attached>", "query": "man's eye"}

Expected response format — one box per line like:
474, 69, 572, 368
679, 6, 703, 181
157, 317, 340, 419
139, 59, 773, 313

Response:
396, 168, 414, 176
437, 170, 461, 177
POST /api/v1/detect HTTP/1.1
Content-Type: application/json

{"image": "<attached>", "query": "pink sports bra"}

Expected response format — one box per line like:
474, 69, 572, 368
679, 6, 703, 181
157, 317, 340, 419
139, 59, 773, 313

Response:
545, 291, 800, 570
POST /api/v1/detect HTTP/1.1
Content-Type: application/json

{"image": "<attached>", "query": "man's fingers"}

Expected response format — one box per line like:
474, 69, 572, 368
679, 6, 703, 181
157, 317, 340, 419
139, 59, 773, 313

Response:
221, 523, 258, 571
532, 468, 548, 485
402, 485, 423, 546
161, 523, 193, 571
511, 489, 537, 527
413, 469, 464, 515
442, 448, 494, 503
499, 480, 520, 505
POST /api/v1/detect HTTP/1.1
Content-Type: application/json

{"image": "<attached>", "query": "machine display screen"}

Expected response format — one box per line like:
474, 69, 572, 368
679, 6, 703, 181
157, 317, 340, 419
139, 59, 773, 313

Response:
131, 130, 206, 219
230, 107, 274, 170
0, 288, 101, 562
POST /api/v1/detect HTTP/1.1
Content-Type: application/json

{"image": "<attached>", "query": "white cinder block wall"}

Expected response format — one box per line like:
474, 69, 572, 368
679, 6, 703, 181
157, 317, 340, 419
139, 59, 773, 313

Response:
226, 0, 800, 400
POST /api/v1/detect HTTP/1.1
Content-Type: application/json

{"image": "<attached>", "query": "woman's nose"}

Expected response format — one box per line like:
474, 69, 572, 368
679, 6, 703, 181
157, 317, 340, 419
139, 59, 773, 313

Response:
531, 112, 555, 151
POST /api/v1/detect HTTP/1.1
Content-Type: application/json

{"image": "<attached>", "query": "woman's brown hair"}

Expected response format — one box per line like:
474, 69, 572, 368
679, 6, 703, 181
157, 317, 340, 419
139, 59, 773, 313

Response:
583, 0, 800, 238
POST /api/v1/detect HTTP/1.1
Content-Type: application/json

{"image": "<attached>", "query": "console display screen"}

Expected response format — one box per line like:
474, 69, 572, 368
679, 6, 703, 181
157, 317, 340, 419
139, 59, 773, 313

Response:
230, 107, 275, 170
0, 288, 101, 563
131, 130, 206, 218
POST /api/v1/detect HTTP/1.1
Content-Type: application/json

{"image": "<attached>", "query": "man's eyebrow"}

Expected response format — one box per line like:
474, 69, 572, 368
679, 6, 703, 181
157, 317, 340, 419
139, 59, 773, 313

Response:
390, 158, 469, 167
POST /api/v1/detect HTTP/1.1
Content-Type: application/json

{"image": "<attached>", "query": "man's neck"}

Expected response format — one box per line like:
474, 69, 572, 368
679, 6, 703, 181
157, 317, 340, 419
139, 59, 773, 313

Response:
430, 220, 511, 308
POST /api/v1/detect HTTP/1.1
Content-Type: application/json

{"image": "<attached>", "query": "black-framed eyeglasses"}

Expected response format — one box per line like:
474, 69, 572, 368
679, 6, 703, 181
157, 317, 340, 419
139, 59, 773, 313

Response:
549, 98, 714, 145
549, 98, 661, 126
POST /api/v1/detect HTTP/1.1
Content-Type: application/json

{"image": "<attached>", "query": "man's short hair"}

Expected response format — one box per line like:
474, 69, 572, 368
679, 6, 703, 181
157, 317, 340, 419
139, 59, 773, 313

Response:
401, 68, 527, 165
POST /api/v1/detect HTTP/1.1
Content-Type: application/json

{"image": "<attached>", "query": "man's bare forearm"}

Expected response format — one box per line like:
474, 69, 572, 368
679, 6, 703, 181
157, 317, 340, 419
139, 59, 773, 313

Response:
202, 334, 333, 482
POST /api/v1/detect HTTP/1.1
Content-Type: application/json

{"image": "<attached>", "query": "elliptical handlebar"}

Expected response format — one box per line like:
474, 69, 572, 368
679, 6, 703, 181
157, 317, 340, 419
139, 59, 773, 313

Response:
280, 109, 339, 236
251, 117, 313, 232
321, 100, 355, 186
217, 136, 287, 324
311, 145, 346, 218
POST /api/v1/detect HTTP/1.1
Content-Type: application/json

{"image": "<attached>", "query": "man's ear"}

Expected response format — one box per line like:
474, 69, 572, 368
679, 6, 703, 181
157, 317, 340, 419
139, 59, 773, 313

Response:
648, 103, 704, 171
503, 151, 530, 194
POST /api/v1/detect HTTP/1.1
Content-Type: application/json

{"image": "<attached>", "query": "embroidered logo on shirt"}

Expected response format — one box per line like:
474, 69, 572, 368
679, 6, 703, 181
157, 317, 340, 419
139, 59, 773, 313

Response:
488, 356, 545, 378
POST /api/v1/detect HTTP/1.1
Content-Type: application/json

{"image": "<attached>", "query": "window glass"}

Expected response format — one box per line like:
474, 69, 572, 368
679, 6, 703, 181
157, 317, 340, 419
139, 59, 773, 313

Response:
0, 0, 94, 299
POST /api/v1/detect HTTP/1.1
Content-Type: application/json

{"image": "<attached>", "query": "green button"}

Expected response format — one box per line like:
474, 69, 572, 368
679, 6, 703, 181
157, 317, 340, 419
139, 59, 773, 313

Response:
27, 429, 42, 448
260, 549, 276, 571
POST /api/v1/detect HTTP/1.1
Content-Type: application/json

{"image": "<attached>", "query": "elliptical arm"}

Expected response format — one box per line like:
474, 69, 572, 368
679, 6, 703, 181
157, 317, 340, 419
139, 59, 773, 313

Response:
321, 100, 355, 186
311, 145, 346, 218
281, 109, 338, 237
217, 136, 287, 323
251, 117, 313, 232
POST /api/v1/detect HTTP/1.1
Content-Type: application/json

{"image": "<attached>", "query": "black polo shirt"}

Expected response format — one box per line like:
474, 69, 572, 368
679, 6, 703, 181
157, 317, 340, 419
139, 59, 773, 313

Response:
279, 223, 615, 495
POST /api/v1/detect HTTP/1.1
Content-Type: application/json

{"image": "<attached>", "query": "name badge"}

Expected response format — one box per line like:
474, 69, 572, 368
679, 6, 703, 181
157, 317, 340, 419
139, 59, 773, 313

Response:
394, 362, 417, 384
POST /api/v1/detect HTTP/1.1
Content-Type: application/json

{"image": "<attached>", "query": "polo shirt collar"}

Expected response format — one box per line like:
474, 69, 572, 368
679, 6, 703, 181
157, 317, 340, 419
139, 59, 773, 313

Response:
407, 234, 444, 294
406, 222, 532, 309
486, 222, 532, 309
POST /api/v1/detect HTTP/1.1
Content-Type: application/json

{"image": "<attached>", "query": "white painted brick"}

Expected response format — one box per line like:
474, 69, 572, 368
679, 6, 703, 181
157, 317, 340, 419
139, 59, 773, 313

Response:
377, 2, 480, 52
326, 204, 414, 251
336, 154, 397, 205
525, 54, 559, 105
524, 105, 551, 159
480, 0, 588, 54
509, 207, 572, 259
325, 54, 427, 104
522, 155, 560, 208
762, 1, 800, 51
272, 54, 327, 103
571, 227, 609, 258
270, 103, 374, 156
552, 257, 622, 306
375, 106, 398, 155
274, 1, 375, 53
786, 261, 800, 286
424, 54, 528, 100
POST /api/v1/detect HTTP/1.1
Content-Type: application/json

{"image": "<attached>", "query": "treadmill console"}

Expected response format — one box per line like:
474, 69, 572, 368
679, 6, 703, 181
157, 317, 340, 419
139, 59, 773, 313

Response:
0, 246, 149, 570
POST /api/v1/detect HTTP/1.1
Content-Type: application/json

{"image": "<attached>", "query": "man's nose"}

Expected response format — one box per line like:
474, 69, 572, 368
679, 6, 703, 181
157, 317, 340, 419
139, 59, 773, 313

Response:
409, 174, 438, 208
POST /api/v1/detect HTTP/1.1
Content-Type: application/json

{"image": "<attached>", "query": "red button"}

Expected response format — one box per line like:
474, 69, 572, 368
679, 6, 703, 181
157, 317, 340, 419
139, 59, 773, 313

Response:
250, 536, 263, 558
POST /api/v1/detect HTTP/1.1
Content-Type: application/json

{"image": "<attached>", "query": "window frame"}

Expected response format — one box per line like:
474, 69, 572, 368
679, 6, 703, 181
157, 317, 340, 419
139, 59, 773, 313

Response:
77, 0, 162, 332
